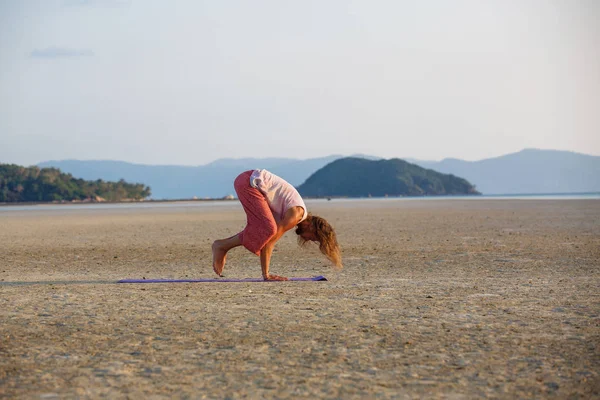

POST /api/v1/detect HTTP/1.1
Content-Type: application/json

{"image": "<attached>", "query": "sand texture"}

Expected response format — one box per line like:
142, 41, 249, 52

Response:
1, 199, 599, 399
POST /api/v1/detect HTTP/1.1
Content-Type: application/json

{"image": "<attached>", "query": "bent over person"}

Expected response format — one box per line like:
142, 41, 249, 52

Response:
212, 169, 342, 281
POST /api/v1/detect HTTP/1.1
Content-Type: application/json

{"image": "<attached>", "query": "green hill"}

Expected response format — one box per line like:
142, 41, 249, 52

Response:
0, 164, 151, 203
297, 157, 480, 197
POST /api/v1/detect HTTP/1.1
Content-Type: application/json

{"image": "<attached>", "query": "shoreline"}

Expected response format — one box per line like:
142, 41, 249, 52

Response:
0, 197, 239, 207
1, 191, 599, 208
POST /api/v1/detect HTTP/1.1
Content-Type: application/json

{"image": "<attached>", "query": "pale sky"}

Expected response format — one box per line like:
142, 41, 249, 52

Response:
1, 0, 599, 166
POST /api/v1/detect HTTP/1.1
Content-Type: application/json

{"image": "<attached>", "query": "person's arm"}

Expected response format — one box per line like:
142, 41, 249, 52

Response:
261, 206, 304, 281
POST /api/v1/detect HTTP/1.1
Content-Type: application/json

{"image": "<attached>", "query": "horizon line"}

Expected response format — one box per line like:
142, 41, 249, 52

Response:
19, 147, 599, 167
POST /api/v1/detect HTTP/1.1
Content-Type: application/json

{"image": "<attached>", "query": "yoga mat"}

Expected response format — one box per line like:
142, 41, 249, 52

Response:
117, 275, 327, 283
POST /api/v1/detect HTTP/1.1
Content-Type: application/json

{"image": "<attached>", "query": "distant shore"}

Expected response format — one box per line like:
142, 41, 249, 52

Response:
3, 191, 600, 207
0, 197, 239, 207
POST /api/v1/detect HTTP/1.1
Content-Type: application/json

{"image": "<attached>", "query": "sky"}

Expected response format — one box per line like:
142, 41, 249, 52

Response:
1, 0, 599, 166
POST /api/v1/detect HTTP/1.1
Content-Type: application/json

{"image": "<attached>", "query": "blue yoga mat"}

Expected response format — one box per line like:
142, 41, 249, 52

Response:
117, 275, 327, 283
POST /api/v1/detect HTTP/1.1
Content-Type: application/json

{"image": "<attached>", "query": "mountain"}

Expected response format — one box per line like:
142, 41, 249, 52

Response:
37, 149, 600, 198
37, 156, 342, 199
409, 149, 600, 195
0, 164, 150, 203
297, 157, 479, 197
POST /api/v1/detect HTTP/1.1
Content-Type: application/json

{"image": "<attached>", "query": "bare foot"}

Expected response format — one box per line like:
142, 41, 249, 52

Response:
263, 274, 288, 281
212, 241, 227, 277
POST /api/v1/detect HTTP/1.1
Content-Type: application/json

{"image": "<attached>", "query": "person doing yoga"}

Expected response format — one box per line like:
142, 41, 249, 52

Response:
212, 169, 342, 281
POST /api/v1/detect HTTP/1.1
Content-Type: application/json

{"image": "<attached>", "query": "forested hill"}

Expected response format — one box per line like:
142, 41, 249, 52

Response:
0, 164, 151, 203
297, 157, 480, 197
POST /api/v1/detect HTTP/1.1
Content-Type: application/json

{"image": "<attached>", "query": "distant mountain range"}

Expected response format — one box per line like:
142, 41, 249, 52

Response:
298, 157, 479, 197
408, 149, 600, 195
37, 156, 343, 199
37, 149, 600, 199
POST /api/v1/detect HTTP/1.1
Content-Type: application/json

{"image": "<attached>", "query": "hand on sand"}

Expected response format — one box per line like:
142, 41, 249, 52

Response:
263, 274, 289, 281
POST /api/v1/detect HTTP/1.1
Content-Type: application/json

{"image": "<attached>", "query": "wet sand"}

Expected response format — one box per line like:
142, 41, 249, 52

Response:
1, 199, 599, 399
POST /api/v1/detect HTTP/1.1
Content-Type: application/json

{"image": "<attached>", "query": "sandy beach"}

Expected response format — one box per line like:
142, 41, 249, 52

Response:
1, 199, 599, 399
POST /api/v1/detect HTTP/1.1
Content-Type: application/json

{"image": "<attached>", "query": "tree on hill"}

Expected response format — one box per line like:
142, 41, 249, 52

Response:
0, 164, 151, 203
297, 157, 479, 197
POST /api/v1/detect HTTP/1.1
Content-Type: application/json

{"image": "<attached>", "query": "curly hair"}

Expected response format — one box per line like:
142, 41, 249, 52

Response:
296, 214, 342, 269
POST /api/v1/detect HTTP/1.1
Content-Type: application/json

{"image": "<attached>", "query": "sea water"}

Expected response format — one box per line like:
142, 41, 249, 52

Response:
1, 193, 598, 214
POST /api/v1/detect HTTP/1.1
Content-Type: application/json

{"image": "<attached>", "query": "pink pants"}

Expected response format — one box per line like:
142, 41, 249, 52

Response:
234, 171, 277, 255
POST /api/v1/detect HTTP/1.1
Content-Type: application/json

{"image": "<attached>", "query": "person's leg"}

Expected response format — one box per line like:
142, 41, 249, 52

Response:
212, 233, 242, 276
211, 171, 276, 277
233, 171, 277, 255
